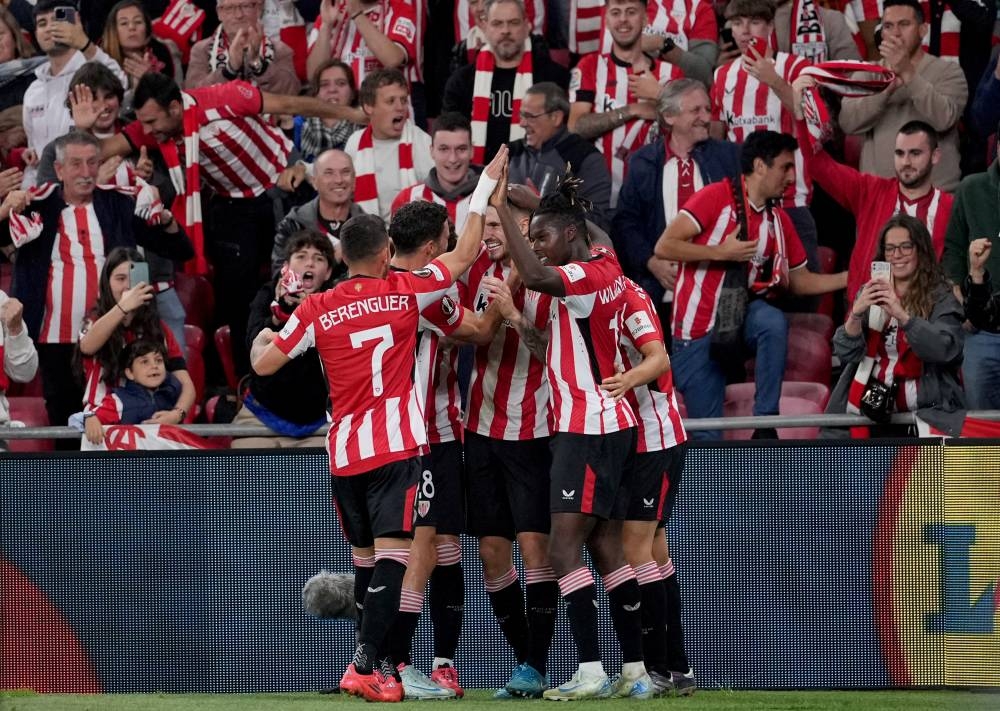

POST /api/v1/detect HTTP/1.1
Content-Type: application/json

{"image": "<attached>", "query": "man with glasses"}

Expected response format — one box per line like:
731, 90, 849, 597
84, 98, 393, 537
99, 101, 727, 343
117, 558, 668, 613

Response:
442, 0, 568, 165
506, 82, 613, 230
186, 0, 300, 93
792, 79, 953, 305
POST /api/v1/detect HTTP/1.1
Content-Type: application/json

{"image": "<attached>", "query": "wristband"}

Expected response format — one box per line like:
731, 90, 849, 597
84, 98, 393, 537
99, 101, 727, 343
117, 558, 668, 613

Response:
468, 171, 499, 216
849, 311, 864, 322
176, 408, 188, 421
80, 40, 92, 53
116, 302, 129, 315
351, 10, 364, 19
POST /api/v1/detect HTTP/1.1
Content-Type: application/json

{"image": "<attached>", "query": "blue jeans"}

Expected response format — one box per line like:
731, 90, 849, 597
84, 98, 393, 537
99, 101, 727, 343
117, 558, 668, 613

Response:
156, 288, 187, 355
672, 299, 788, 440
962, 330, 1000, 410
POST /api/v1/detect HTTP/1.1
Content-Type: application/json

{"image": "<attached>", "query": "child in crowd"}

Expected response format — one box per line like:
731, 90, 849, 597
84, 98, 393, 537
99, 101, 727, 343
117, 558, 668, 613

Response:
84, 339, 182, 444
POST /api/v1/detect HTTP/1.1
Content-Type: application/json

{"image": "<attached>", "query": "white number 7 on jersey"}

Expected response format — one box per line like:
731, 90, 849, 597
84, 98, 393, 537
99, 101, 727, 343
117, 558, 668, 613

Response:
350, 324, 394, 396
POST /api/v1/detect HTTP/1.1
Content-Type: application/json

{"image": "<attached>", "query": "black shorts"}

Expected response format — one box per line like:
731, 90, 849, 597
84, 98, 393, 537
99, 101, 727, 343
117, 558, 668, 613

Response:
415, 440, 465, 535
624, 449, 671, 521
661, 443, 686, 523
331, 457, 420, 548
464, 431, 551, 539
549, 429, 635, 520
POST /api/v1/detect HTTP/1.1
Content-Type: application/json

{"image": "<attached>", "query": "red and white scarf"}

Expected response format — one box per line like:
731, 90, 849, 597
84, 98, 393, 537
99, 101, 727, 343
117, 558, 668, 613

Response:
208, 24, 276, 75
568, 0, 605, 55
847, 312, 921, 416
788, 0, 827, 63
159, 93, 208, 275
7, 182, 162, 249
152, 0, 206, 63
352, 122, 417, 216
471, 38, 533, 165
799, 60, 895, 152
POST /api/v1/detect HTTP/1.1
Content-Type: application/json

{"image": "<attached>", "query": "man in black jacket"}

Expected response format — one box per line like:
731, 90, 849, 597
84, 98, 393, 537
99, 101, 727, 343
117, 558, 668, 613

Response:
1, 130, 192, 444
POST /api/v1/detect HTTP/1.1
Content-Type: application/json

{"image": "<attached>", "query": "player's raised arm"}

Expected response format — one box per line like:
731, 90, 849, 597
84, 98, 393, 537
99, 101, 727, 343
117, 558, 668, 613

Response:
434, 145, 508, 280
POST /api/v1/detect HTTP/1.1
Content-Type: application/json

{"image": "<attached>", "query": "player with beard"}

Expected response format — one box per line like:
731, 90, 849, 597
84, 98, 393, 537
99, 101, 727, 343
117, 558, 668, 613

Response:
382, 199, 510, 700
495, 172, 652, 700
793, 78, 952, 304
568, 0, 683, 208
459, 196, 559, 698
250, 150, 507, 704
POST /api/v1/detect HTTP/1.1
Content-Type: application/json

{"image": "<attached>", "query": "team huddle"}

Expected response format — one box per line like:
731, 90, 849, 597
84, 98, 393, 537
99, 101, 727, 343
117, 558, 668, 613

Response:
251, 147, 692, 702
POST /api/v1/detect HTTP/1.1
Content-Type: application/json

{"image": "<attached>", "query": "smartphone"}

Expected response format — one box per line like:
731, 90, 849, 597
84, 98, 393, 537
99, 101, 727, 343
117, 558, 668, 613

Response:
54, 6, 77, 23
871, 261, 891, 283
745, 35, 768, 58
129, 261, 150, 288
720, 27, 735, 49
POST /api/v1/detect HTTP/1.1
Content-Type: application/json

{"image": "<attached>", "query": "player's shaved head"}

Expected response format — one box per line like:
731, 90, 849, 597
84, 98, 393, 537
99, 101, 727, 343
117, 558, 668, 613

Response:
341, 214, 390, 264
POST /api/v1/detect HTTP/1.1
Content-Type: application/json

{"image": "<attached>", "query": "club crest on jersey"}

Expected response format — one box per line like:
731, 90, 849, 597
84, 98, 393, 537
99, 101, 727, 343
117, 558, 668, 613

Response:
354, 282, 363, 292
418, 499, 430, 517
559, 263, 586, 283
238, 84, 255, 100
412, 264, 445, 280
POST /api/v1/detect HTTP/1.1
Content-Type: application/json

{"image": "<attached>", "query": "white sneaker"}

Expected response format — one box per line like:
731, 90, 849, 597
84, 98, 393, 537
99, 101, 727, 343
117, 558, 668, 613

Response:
397, 664, 456, 700
608, 671, 654, 699
542, 669, 611, 701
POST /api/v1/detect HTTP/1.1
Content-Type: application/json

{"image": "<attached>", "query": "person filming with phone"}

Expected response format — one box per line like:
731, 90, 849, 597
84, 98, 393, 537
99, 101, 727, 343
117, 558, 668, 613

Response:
824, 214, 965, 438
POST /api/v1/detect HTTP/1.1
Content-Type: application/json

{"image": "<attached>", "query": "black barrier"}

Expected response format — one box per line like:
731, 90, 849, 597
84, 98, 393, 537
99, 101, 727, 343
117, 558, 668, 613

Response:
1, 442, 998, 692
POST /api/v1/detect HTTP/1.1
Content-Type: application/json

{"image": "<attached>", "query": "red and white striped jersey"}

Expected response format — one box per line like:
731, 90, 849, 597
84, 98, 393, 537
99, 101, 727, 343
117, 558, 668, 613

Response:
274, 260, 459, 476
123, 82, 291, 199
546, 248, 637, 435
454, 0, 545, 40
710, 54, 812, 207
390, 183, 472, 233
461, 249, 552, 440
307, 0, 422, 85
570, 51, 683, 207
849, 0, 960, 62
672, 181, 808, 340
81, 319, 186, 410
619, 279, 686, 451
599, 0, 718, 52
39, 204, 106, 345
413, 282, 465, 446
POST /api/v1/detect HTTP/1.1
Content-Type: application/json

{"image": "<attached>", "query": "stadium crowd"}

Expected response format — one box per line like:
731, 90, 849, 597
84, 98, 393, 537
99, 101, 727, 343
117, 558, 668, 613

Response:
1, 0, 999, 701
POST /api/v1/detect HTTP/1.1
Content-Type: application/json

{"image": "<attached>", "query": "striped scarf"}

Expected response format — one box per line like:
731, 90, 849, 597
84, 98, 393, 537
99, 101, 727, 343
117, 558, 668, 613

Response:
208, 24, 276, 75
151, 0, 206, 63
799, 60, 895, 152
789, 0, 827, 62
471, 38, 532, 165
159, 93, 208, 275
847, 313, 921, 416
352, 122, 416, 216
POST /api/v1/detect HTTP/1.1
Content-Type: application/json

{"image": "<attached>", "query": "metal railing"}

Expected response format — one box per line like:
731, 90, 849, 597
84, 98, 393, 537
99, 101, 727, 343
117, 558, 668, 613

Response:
3, 411, 1000, 440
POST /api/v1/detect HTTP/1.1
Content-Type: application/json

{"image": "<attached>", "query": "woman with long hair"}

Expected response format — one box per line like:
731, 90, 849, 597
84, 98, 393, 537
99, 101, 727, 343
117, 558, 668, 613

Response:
77, 248, 195, 424
825, 214, 966, 436
293, 58, 365, 161
0, 7, 44, 112
101, 0, 181, 95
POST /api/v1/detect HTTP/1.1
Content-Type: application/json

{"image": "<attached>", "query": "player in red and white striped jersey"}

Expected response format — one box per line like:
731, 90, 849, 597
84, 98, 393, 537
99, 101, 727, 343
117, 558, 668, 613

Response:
569, 0, 683, 208
390, 113, 483, 234
497, 175, 649, 698
655, 131, 847, 440
251, 152, 503, 701
611, 278, 691, 692
306, 0, 422, 113
384, 200, 508, 698
460, 201, 558, 697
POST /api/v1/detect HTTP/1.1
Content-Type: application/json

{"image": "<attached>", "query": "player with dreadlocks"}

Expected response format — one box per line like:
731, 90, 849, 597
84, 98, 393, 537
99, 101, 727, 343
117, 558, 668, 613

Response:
493, 167, 654, 699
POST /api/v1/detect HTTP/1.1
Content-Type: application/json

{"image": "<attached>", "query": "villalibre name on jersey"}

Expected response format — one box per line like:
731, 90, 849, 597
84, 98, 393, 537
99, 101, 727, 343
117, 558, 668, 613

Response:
875, 445, 1000, 686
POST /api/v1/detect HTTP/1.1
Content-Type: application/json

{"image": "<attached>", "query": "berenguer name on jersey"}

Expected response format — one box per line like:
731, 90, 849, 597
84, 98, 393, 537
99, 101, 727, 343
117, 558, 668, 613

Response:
318, 294, 413, 330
